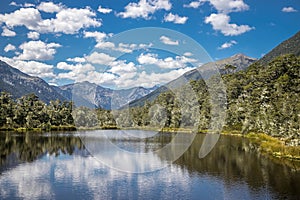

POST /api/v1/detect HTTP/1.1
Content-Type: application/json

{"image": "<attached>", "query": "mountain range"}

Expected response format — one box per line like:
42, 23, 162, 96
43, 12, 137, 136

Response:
0, 61, 158, 109
0, 30, 299, 109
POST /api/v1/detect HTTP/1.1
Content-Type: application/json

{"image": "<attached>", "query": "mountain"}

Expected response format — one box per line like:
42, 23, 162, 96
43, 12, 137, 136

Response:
0, 60, 67, 103
129, 53, 257, 107
58, 81, 157, 109
258, 31, 300, 65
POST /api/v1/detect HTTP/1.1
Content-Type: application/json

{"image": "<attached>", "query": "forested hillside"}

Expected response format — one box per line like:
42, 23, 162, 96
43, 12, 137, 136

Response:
115, 54, 299, 139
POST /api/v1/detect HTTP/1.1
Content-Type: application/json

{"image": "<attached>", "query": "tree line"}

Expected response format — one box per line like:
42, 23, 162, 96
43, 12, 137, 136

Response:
111, 54, 299, 139
0, 93, 74, 130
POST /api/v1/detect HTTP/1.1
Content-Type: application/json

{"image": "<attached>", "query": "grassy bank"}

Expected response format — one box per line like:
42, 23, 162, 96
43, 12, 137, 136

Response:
222, 130, 300, 170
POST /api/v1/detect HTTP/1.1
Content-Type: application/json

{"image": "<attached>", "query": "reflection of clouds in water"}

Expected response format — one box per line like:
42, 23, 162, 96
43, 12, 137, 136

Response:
0, 154, 192, 200
0, 161, 53, 200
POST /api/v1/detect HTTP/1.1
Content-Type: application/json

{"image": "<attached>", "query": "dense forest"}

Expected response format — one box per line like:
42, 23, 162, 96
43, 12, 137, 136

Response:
0, 93, 74, 130
110, 54, 300, 139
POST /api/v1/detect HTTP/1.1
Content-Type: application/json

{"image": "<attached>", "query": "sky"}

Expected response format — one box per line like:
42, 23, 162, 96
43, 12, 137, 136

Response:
0, 0, 299, 89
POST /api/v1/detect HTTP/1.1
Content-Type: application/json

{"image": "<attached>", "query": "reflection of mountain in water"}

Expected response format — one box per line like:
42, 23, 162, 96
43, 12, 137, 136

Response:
0, 133, 84, 173
174, 134, 300, 198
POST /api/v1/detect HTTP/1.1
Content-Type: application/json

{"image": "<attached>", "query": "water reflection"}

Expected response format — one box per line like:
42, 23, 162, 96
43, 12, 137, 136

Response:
0, 132, 83, 173
0, 131, 299, 200
175, 134, 300, 199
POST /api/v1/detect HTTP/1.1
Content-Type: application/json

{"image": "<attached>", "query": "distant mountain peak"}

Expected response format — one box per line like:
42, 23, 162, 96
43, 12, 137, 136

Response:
231, 53, 256, 60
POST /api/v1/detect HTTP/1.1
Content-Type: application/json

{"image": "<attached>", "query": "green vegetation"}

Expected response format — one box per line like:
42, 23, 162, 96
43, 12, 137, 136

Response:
0, 93, 75, 131
114, 54, 299, 139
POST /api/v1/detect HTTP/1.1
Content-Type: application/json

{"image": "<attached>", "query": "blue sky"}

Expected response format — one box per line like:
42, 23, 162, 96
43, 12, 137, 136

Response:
0, 0, 299, 88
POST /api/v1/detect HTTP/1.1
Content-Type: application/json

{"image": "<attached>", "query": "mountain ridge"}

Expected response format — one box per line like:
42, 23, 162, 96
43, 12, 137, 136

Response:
129, 53, 257, 107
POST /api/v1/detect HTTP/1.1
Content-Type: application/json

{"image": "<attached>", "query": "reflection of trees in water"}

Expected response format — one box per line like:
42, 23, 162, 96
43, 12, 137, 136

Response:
0, 133, 83, 166
174, 134, 300, 198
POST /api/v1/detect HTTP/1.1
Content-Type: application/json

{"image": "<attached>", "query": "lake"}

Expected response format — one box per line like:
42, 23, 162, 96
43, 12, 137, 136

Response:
0, 130, 299, 200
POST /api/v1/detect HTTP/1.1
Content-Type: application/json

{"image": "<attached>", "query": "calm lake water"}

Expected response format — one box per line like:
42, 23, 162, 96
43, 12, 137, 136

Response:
0, 130, 299, 200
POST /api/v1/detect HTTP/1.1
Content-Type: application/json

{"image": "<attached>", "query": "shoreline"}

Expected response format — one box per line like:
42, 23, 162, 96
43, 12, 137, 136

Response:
1, 126, 299, 169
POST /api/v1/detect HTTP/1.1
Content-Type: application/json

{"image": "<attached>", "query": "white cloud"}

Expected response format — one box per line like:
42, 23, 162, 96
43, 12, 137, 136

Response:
37, 8, 101, 34
163, 13, 188, 24
183, 1, 202, 8
27, 31, 40, 40
137, 53, 197, 69
1, 26, 16, 37
218, 40, 237, 49
66, 57, 86, 63
117, 0, 171, 19
0, 56, 55, 78
205, 13, 253, 36
108, 60, 137, 75
0, 8, 42, 29
95, 41, 152, 53
9, 1, 18, 6
131, 67, 195, 88
37, 2, 63, 13
57, 62, 94, 72
208, 0, 249, 13
184, 0, 249, 13
282, 7, 298, 13
183, 52, 193, 57
56, 62, 117, 85
17, 40, 61, 61
83, 31, 110, 42
98, 6, 112, 14
4, 44, 16, 52
85, 52, 116, 65
160, 35, 179, 45
0, 6, 101, 35
24, 3, 35, 8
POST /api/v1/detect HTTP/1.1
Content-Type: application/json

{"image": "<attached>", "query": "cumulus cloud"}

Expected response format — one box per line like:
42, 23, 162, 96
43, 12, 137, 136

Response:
160, 35, 179, 45
98, 6, 112, 14
17, 40, 61, 61
0, 6, 101, 35
131, 67, 195, 88
0, 56, 55, 78
56, 61, 117, 85
183, 52, 193, 57
27, 31, 40, 40
37, 2, 63, 13
205, 13, 253, 36
218, 40, 237, 49
108, 60, 137, 75
137, 53, 197, 69
208, 0, 249, 13
184, 0, 249, 13
185, 1, 252, 36
163, 13, 188, 24
66, 57, 86, 63
183, 1, 202, 8
4, 44, 16, 52
117, 0, 171, 19
37, 8, 101, 34
1, 26, 16, 37
282, 7, 298, 13
83, 31, 111, 42
85, 52, 116, 65
95, 41, 152, 53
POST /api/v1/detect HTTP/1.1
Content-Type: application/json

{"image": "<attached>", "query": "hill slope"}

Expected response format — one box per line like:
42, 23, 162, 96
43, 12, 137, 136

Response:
0, 61, 67, 103
258, 31, 300, 65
